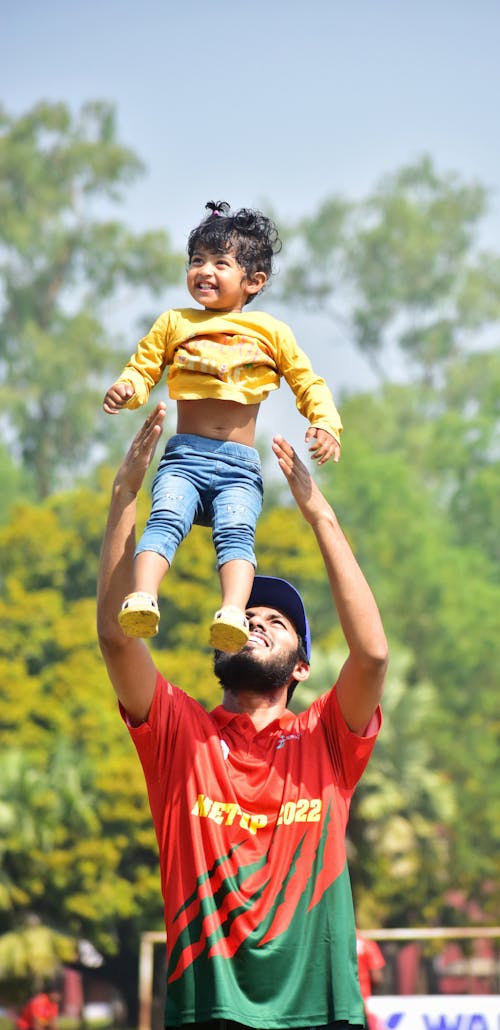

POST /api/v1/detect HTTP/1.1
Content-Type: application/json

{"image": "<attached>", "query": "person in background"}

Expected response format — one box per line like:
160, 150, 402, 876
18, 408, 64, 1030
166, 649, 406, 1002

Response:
16, 987, 61, 1030
356, 931, 386, 1030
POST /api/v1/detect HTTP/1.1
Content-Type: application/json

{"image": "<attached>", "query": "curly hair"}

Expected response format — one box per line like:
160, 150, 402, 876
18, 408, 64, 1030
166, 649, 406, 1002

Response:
187, 201, 282, 303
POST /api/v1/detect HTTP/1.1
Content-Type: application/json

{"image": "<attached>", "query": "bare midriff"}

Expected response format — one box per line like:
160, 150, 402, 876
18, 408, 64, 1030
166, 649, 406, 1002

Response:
176, 397, 260, 447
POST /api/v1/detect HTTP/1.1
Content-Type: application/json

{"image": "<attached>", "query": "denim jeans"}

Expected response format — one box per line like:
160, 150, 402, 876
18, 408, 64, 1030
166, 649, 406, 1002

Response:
135, 433, 263, 569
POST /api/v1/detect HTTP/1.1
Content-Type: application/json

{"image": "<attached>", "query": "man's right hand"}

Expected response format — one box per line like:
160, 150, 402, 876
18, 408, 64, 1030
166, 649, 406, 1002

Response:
103, 381, 136, 413
97, 404, 167, 723
115, 402, 166, 496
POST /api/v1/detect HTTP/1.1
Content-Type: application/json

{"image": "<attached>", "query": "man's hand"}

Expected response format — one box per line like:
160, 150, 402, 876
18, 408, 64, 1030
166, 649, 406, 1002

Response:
97, 405, 164, 722
272, 434, 332, 526
305, 426, 341, 465
115, 402, 166, 496
103, 381, 136, 414
273, 433, 387, 735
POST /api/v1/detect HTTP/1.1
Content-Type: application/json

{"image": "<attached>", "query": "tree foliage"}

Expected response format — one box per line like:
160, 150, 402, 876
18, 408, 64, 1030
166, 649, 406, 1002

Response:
0, 443, 33, 524
276, 160, 500, 924
0, 101, 184, 498
320, 384, 499, 915
279, 155, 500, 383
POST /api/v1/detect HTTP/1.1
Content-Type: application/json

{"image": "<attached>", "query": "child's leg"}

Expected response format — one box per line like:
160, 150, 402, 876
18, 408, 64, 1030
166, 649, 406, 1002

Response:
134, 550, 170, 596
219, 558, 255, 611
209, 558, 255, 654
209, 453, 262, 652
119, 437, 201, 638
118, 552, 170, 639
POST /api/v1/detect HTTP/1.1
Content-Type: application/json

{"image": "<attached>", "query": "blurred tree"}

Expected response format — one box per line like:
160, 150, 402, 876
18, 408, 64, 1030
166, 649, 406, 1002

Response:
292, 646, 457, 928
318, 387, 500, 920
348, 157, 500, 381
0, 442, 34, 523
0, 100, 184, 498
0, 922, 75, 1003
279, 156, 500, 383
277, 158, 500, 922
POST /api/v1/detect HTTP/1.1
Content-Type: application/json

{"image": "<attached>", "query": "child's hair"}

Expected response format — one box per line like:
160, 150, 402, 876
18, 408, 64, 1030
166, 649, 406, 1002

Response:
187, 201, 282, 303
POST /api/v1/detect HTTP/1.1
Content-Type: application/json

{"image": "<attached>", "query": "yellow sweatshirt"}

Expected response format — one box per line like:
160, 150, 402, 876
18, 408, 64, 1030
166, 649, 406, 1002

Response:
118, 308, 342, 442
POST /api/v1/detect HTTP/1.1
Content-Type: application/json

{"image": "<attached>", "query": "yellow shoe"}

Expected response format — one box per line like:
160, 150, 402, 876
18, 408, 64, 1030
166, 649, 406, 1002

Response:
118, 592, 160, 638
209, 606, 249, 653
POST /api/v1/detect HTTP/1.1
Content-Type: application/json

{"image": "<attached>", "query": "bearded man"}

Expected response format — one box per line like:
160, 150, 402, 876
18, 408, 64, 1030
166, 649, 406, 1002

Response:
97, 403, 388, 1030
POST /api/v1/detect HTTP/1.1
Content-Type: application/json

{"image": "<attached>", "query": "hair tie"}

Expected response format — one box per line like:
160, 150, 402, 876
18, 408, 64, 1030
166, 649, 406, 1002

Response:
205, 200, 230, 220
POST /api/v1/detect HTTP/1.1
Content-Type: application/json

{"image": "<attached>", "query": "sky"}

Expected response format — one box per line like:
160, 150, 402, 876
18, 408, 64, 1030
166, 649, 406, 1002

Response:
2, 0, 500, 458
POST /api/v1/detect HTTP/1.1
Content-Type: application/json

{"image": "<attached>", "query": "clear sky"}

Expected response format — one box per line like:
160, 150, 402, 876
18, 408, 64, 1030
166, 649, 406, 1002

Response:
2, 0, 499, 455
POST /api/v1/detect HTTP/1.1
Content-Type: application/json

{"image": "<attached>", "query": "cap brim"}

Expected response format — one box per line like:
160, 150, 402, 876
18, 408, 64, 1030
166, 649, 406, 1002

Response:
246, 576, 311, 662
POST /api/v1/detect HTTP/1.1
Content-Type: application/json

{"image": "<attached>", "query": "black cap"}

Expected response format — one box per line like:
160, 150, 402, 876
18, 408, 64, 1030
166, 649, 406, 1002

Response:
246, 576, 311, 662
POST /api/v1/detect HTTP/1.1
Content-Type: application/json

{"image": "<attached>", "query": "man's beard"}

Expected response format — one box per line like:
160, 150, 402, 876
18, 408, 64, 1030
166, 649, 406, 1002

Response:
214, 645, 300, 695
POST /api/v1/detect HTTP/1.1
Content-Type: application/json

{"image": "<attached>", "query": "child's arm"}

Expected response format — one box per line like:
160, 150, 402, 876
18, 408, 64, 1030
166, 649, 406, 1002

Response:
103, 381, 136, 414
103, 311, 173, 414
272, 321, 343, 463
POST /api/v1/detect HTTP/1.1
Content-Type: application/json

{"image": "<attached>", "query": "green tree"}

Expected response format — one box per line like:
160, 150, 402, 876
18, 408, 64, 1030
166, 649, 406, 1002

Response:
279, 156, 500, 383
0, 748, 84, 997
292, 647, 457, 928
319, 388, 500, 922
277, 165, 500, 924
348, 157, 500, 380
0, 100, 184, 497
0, 442, 34, 523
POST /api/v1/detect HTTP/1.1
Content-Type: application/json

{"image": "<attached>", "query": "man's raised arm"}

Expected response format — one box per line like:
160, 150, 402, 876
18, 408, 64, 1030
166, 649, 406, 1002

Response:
97, 404, 166, 724
272, 435, 388, 734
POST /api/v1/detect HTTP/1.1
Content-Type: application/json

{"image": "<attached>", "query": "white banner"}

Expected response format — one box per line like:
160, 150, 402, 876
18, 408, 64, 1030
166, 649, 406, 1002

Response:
368, 994, 500, 1030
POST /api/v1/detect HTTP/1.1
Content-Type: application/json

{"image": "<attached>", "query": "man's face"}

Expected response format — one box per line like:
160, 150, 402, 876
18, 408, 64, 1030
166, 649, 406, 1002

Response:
214, 605, 305, 694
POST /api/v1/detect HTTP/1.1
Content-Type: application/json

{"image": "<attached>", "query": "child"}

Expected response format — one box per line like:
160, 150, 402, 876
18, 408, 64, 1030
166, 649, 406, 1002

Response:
103, 201, 343, 652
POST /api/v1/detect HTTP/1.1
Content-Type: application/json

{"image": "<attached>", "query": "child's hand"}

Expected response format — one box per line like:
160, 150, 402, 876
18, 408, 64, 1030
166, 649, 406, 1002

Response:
305, 427, 341, 465
103, 381, 135, 414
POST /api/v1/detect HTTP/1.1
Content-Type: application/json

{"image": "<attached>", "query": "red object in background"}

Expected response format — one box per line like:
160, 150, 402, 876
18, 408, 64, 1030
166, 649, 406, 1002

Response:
16, 994, 59, 1030
357, 932, 386, 1001
397, 941, 421, 994
357, 932, 387, 1028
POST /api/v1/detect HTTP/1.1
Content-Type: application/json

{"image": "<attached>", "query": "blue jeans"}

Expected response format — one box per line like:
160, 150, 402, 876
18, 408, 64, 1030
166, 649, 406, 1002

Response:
135, 434, 263, 569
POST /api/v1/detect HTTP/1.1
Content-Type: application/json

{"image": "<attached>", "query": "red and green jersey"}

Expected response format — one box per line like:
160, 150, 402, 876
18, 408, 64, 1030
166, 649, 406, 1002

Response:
124, 672, 381, 1028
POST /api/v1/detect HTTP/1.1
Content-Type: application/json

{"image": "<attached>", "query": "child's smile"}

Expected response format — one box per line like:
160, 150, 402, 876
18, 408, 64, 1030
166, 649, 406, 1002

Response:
187, 246, 254, 312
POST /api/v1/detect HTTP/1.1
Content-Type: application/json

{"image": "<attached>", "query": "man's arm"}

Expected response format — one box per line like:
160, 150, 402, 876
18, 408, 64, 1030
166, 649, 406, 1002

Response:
272, 435, 388, 733
97, 404, 167, 723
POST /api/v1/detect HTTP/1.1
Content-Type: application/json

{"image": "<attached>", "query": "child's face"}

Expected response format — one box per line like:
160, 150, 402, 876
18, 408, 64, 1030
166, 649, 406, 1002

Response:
187, 246, 265, 312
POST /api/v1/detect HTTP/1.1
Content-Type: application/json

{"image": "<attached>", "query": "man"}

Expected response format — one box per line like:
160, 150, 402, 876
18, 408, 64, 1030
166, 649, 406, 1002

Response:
97, 403, 388, 1029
